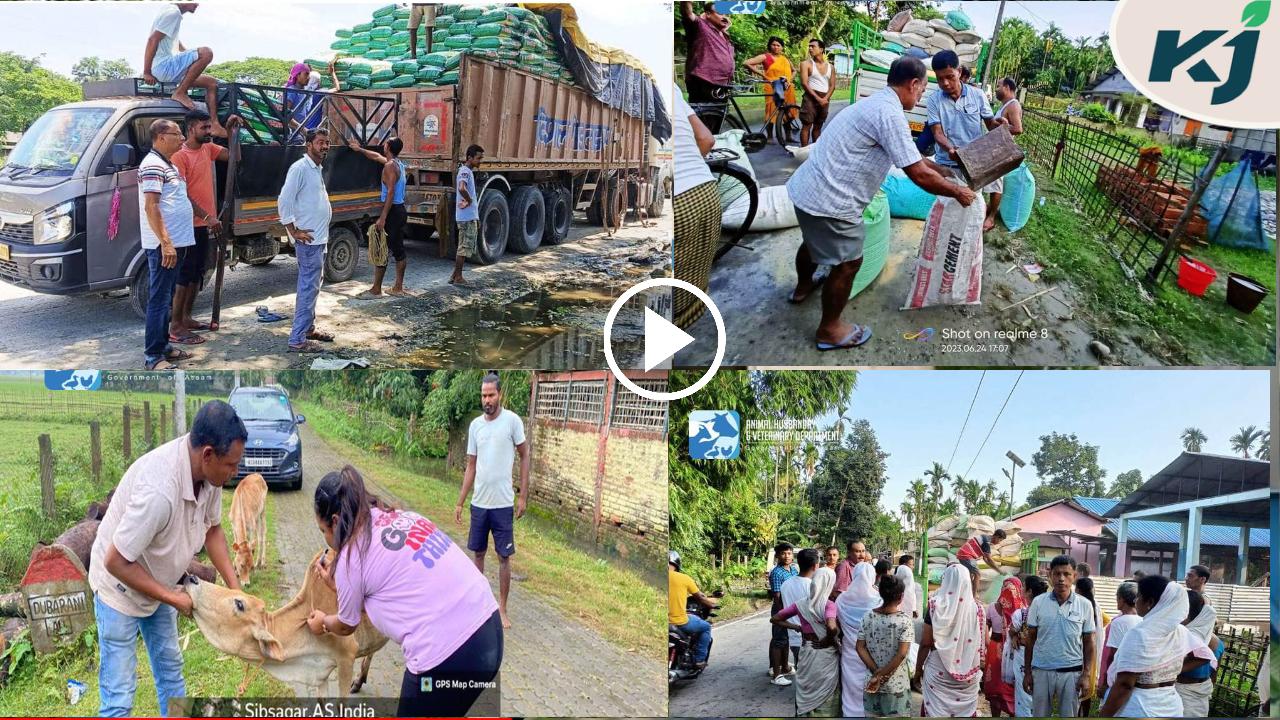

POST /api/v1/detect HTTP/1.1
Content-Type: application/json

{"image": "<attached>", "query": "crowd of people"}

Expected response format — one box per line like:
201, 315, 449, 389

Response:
668, 533, 1230, 718
135, 3, 484, 367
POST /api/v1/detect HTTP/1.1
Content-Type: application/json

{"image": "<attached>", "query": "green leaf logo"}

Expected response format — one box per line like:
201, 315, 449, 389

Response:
1242, 0, 1270, 26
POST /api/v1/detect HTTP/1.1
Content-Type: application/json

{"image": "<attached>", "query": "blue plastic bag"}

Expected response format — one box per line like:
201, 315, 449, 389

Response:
881, 169, 936, 220
1000, 162, 1036, 232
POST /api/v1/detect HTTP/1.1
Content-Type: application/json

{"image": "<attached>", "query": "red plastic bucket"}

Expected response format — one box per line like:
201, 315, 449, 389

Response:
1177, 257, 1217, 297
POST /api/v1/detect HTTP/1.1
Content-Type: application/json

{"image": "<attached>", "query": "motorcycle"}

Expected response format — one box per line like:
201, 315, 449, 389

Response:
669, 590, 724, 684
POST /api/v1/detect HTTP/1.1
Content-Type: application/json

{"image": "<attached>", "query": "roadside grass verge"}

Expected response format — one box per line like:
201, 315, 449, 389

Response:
985, 173, 1275, 365
0, 485, 292, 716
298, 399, 666, 662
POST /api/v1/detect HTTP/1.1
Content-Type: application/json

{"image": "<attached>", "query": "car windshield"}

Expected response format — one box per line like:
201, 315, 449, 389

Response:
2, 108, 113, 177
230, 393, 294, 422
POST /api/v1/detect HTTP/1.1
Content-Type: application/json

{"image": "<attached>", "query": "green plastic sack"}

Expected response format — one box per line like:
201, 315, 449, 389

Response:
351, 31, 372, 44
850, 193, 890, 298
335, 28, 353, 39
347, 45, 370, 56
320, 76, 334, 89
1000, 162, 1036, 232
343, 61, 372, 74
353, 21, 374, 33
369, 39, 389, 50
472, 22, 514, 37
428, 29, 445, 43
926, 548, 952, 559
453, 7, 484, 21
370, 68, 396, 81
881, 41, 905, 54
393, 6, 411, 20
389, 74, 416, 88
508, 7, 535, 21
392, 60, 420, 74
472, 36, 521, 50
371, 81, 393, 89
439, 4, 462, 15
477, 9, 520, 25
373, 14, 395, 28
369, 26, 393, 39
347, 74, 372, 89
335, 70, 351, 80
392, 18, 409, 32
435, 14, 455, 28
364, 50, 388, 60
305, 59, 329, 70
444, 36, 474, 49
386, 42, 409, 55
558, 70, 574, 83
416, 67, 443, 81
928, 567, 944, 584
449, 21, 477, 36
946, 9, 974, 31
389, 30, 410, 44
420, 52, 450, 67
443, 52, 462, 71
331, 40, 352, 51
435, 71, 460, 85
372, 4, 396, 18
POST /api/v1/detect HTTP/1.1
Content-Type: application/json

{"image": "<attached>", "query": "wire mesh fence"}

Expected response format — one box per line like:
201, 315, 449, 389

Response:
1211, 626, 1266, 717
1017, 108, 1222, 285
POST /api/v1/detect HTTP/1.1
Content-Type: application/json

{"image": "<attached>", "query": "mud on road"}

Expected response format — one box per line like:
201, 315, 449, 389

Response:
0, 208, 671, 370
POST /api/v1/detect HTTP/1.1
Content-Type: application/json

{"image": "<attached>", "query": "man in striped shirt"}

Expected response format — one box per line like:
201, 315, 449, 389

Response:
785, 56, 975, 352
956, 527, 1006, 596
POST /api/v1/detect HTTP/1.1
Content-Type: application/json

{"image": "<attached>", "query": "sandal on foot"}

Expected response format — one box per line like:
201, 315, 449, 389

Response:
169, 333, 205, 345
307, 330, 334, 342
787, 271, 829, 304
287, 340, 325, 354
145, 359, 178, 370
816, 325, 872, 351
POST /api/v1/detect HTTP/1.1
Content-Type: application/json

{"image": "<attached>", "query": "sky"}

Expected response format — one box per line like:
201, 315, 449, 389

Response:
787, 369, 1270, 513
0, 1, 673, 105
935, 0, 1118, 44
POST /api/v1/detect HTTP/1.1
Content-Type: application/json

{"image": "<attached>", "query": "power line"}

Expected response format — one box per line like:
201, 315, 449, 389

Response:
946, 371, 985, 474
962, 370, 1025, 478
1012, 0, 1050, 29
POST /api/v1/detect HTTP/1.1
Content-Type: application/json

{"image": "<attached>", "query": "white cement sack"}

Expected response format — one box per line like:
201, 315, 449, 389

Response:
785, 144, 814, 164
713, 129, 756, 179
723, 184, 797, 232
928, 19, 959, 36
927, 33, 957, 52
903, 19, 935, 37
882, 31, 906, 45
956, 43, 981, 56
967, 515, 996, 533
996, 520, 1023, 535
861, 49, 898, 69
903, 178, 985, 309
928, 528, 951, 540
928, 538, 951, 549
900, 32, 931, 48
934, 515, 962, 533
955, 30, 983, 45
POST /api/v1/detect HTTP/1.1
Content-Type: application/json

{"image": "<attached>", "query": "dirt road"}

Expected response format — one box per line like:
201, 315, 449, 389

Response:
271, 422, 666, 716
0, 210, 670, 370
677, 125, 1161, 367
669, 609, 990, 718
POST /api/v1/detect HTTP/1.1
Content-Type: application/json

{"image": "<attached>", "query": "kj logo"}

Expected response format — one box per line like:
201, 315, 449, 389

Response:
1111, 0, 1279, 127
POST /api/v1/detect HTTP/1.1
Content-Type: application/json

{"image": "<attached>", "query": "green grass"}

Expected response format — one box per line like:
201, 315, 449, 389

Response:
297, 399, 667, 662
986, 173, 1276, 366
0, 475, 293, 715
710, 588, 771, 624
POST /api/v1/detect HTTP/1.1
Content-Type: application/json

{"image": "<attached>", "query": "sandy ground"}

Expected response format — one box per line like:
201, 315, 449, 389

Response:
0, 206, 671, 370
676, 136, 1161, 367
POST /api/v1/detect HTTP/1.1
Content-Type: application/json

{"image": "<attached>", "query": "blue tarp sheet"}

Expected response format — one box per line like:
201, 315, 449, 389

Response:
1199, 157, 1272, 252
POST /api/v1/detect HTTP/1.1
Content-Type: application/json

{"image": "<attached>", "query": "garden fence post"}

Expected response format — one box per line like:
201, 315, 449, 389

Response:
1147, 144, 1227, 284
90, 421, 102, 483
38, 434, 55, 521
1052, 115, 1069, 180
160, 405, 167, 443
145, 400, 154, 449
123, 405, 132, 460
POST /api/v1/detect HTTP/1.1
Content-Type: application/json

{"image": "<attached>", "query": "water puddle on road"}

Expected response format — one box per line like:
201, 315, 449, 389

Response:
398, 282, 670, 369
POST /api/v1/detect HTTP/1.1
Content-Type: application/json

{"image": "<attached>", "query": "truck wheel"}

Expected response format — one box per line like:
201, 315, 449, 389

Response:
542, 187, 572, 245
324, 226, 360, 282
475, 189, 510, 265
507, 186, 545, 254
602, 175, 626, 229
584, 171, 615, 226
129, 263, 150, 320
647, 168, 668, 218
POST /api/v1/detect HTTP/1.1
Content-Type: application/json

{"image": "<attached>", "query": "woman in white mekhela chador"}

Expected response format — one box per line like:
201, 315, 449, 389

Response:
836, 562, 882, 716
1098, 577, 1217, 718
918, 563, 986, 717
892, 564, 920, 672
789, 567, 842, 717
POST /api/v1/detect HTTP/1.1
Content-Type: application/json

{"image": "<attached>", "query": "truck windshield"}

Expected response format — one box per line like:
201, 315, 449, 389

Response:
2, 108, 113, 177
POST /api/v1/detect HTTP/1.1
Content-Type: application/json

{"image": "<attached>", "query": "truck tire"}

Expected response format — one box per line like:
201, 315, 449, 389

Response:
542, 187, 572, 245
474, 189, 510, 265
507, 186, 545, 254
602, 174, 626, 229
584, 171, 615, 226
129, 262, 150, 320
646, 169, 668, 218
324, 226, 360, 282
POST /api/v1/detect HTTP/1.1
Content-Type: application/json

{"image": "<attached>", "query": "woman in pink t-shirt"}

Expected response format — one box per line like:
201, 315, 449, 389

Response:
306, 466, 501, 717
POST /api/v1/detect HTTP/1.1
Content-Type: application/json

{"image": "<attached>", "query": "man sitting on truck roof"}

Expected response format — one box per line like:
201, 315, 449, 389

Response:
348, 135, 413, 298
143, 3, 225, 137
784, 56, 976, 352
927, 51, 1009, 233
450, 144, 485, 286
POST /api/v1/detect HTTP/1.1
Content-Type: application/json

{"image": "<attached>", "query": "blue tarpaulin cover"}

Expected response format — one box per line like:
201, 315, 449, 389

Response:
1199, 157, 1272, 252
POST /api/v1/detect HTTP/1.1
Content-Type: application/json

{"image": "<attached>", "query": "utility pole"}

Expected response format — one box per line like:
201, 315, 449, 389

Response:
982, 0, 1007, 88
174, 370, 187, 437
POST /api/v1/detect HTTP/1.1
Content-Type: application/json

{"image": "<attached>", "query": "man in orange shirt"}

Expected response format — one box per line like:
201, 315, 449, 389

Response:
170, 108, 240, 342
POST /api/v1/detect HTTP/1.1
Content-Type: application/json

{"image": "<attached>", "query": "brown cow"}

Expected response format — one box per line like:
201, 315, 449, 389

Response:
229, 473, 267, 587
183, 549, 388, 696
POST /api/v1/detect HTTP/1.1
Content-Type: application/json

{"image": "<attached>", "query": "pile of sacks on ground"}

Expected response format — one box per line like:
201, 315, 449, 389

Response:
861, 7, 983, 73
322, 4, 573, 91
925, 514, 1023, 598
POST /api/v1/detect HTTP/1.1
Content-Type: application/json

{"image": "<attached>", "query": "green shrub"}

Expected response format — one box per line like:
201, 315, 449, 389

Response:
1080, 103, 1118, 125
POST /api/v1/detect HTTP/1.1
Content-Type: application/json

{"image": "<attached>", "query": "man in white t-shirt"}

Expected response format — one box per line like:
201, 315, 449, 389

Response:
139, 118, 198, 370
457, 372, 530, 629
142, 4, 225, 136
780, 548, 819, 668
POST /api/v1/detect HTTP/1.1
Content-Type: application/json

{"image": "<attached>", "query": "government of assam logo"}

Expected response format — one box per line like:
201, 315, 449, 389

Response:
1111, 0, 1280, 128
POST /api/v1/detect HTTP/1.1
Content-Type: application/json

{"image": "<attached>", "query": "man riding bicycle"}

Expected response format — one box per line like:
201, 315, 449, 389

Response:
669, 550, 718, 668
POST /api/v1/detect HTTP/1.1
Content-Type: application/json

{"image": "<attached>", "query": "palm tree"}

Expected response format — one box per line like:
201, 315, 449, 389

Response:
924, 462, 949, 526
1259, 424, 1270, 460
900, 500, 917, 536
906, 479, 928, 536
1181, 427, 1208, 453
1230, 425, 1264, 459
939, 498, 960, 517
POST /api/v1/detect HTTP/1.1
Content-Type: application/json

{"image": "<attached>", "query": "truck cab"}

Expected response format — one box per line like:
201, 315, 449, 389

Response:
0, 97, 193, 315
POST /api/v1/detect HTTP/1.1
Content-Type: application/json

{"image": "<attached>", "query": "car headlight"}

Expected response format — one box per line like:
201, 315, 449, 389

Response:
34, 201, 74, 245
286, 431, 300, 446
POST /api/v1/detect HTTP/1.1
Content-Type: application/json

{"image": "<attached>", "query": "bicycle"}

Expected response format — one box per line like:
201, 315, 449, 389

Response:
689, 78, 801, 154
705, 147, 758, 261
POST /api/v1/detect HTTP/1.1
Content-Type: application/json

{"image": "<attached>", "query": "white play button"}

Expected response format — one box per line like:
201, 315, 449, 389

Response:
643, 307, 694, 371
603, 278, 726, 401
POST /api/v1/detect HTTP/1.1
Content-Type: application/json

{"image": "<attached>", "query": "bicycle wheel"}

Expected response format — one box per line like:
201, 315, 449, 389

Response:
774, 105, 799, 145
711, 162, 759, 261
723, 113, 746, 132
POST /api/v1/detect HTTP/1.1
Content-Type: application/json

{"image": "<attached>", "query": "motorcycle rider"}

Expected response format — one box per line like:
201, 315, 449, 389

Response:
669, 550, 718, 668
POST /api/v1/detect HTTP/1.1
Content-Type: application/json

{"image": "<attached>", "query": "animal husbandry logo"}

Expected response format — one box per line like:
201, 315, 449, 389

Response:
689, 410, 740, 460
